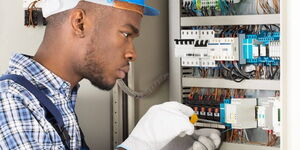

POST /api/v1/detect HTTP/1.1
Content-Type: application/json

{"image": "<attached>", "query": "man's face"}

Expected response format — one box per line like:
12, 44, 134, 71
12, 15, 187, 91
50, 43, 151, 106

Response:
78, 7, 142, 90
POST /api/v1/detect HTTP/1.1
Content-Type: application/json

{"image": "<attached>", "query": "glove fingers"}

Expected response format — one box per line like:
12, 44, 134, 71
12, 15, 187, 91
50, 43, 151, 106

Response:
179, 132, 186, 137
194, 128, 221, 137
161, 102, 194, 117
209, 133, 221, 148
160, 102, 195, 136
198, 136, 216, 150
193, 128, 221, 148
181, 121, 195, 136
193, 141, 208, 150
187, 146, 194, 150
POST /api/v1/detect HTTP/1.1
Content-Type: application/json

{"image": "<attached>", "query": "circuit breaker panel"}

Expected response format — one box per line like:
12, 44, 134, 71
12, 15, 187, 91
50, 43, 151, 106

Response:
170, 0, 281, 149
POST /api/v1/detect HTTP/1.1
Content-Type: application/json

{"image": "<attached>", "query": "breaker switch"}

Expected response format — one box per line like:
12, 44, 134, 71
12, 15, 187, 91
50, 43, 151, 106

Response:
214, 107, 220, 121
199, 107, 207, 119
207, 107, 214, 120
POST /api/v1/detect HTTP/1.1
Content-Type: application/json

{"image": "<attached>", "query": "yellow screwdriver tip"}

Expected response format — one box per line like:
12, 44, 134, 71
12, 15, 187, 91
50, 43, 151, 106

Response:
190, 114, 198, 124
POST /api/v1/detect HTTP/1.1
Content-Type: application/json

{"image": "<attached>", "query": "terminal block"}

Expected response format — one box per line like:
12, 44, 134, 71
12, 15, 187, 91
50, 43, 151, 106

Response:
242, 31, 280, 65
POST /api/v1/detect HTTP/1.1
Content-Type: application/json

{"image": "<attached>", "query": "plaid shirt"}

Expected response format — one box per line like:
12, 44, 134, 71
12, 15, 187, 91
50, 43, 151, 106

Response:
0, 54, 82, 149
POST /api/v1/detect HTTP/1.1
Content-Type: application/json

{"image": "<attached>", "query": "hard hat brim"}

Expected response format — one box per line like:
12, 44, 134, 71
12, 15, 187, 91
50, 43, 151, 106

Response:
118, 0, 160, 16
144, 5, 160, 16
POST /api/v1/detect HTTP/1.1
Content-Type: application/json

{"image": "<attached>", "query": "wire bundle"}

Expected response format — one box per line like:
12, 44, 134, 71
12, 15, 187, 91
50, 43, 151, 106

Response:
182, 0, 280, 16
267, 130, 279, 146
219, 62, 255, 82
256, 0, 280, 14
26, 0, 41, 27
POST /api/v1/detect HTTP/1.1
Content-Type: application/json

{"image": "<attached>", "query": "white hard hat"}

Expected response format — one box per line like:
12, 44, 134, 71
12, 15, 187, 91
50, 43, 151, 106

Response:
39, 0, 159, 18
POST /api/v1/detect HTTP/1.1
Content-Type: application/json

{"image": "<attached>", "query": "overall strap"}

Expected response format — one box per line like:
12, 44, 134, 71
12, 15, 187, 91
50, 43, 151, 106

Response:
0, 74, 89, 150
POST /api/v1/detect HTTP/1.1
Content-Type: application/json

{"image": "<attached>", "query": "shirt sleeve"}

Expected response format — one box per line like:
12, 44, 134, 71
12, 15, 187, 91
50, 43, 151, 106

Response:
0, 90, 46, 150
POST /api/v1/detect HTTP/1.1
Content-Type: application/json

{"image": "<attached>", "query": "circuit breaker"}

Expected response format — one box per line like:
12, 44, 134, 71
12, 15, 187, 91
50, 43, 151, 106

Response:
170, 0, 281, 149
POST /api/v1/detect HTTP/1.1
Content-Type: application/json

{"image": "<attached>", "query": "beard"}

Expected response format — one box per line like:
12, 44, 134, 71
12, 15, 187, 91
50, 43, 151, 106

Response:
78, 23, 117, 91
81, 52, 115, 91
79, 38, 115, 90
90, 76, 114, 91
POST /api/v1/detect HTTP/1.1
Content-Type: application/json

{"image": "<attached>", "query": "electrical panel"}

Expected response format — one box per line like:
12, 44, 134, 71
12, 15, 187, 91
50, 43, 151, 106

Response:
170, 0, 281, 149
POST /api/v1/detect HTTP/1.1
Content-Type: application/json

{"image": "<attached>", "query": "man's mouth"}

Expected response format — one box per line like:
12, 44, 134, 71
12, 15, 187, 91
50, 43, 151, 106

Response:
117, 65, 130, 79
120, 65, 129, 74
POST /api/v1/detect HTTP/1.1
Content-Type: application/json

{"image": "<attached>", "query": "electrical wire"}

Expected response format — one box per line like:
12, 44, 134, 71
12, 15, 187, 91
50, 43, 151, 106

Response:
27, 0, 40, 27
220, 62, 250, 83
272, 0, 280, 13
233, 62, 251, 79
222, 128, 232, 134
270, 66, 280, 80
243, 129, 250, 142
117, 73, 169, 99
256, 0, 260, 14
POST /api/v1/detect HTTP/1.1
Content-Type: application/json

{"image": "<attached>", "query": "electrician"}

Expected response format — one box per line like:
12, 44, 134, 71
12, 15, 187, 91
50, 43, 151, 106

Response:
0, 0, 220, 149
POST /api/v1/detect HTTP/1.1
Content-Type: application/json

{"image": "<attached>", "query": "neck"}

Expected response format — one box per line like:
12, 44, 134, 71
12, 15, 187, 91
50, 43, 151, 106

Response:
33, 37, 82, 89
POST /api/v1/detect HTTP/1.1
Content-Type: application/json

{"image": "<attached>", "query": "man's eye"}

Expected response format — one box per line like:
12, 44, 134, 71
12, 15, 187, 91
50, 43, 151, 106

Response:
123, 32, 129, 37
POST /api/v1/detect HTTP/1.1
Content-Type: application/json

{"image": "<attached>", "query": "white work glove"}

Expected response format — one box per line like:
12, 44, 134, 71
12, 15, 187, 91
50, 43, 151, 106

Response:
189, 128, 221, 150
162, 128, 221, 150
117, 102, 195, 150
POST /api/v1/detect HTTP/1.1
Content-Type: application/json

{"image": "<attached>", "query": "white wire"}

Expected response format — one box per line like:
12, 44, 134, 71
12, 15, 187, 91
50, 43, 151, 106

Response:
244, 129, 250, 142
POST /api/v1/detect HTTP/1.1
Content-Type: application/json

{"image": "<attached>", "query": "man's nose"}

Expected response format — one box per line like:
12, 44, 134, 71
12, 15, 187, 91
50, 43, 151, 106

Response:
125, 45, 137, 62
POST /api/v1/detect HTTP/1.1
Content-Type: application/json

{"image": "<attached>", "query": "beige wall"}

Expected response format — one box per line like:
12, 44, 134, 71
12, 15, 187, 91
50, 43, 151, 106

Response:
133, 0, 169, 120
0, 1, 111, 149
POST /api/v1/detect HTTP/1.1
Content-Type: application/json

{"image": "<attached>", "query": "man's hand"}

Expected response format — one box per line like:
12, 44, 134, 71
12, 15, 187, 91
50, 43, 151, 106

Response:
117, 102, 195, 150
189, 128, 221, 150
162, 128, 221, 150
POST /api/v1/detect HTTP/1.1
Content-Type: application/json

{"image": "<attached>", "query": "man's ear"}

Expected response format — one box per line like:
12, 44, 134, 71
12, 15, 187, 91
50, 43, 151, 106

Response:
70, 9, 87, 38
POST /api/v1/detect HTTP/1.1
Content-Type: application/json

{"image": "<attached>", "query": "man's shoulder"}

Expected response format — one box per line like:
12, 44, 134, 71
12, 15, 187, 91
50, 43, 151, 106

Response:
0, 78, 33, 103
0, 78, 46, 119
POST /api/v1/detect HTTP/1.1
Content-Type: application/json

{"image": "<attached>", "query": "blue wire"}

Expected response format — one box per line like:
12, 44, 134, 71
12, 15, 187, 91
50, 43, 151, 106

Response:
219, 0, 226, 15
221, 0, 230, 15
192, 0, 203, 16
222, 0, 229, 8
222, 128, 232, 134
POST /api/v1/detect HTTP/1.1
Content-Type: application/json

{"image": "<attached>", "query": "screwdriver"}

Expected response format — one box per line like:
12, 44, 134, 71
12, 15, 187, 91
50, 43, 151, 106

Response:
190, 114, 199, 124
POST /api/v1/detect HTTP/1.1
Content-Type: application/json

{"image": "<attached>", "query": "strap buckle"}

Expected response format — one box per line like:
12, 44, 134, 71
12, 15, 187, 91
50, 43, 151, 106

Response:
58, 126, 71, 149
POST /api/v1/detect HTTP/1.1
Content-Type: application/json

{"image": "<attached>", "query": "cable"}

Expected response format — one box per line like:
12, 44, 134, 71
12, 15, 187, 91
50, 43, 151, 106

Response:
220, 62, 249, 83
243, 129, 250, 142
27, 0, 40, 27
222, 128, 233, 134
233, 62, 250, 79
270, 66, 279, 79
117, 73, 169, 99
272, 0, 280, 13
256, 0, 260, 14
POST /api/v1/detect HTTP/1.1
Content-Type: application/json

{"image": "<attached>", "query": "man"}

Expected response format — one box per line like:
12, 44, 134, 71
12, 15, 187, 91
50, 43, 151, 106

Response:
0, 0, 220, 149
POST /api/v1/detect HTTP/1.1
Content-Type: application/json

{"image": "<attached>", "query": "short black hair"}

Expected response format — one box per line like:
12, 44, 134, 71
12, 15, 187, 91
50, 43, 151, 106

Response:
46, 10, 70, 29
